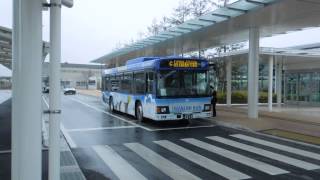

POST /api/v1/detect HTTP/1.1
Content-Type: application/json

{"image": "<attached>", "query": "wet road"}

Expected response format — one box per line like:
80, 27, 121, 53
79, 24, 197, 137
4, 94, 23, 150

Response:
59, 94, 320, 180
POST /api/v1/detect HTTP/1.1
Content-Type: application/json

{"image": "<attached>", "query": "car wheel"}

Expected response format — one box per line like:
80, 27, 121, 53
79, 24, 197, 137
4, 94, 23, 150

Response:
135, 102, 143, 123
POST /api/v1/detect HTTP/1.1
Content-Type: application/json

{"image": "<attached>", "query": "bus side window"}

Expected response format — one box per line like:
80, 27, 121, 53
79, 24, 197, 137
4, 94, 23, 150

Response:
146, 72, 154, 94
101, 76, 105, 91
105, 76, 110, 91
110, 75, 119, 92
134, 72, 145, 94
122, 73, 133, 93
117, 74, 123, 92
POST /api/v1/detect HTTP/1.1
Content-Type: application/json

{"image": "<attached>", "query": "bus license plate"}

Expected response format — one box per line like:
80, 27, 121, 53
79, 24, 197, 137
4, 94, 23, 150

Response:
183, 114, 193, 119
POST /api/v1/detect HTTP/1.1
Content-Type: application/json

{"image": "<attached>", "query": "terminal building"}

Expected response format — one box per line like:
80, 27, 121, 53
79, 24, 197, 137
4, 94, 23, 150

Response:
42, 62, 102, 90
210, 45, 320, 106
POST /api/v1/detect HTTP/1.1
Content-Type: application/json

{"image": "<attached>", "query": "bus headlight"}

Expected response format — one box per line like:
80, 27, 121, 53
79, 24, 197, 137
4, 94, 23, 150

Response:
203, 104, 211, 112
156, 106, 170, 114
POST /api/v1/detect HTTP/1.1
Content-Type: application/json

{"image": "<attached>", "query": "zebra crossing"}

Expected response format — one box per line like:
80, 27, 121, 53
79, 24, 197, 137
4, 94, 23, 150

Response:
90, 133, 320, 180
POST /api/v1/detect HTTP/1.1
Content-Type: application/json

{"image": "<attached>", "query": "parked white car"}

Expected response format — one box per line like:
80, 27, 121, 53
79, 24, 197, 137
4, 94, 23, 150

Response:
63, 87, 76, 95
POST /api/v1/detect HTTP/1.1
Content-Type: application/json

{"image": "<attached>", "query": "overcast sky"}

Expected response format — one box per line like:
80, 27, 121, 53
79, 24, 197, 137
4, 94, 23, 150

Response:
1, 0, 320, 65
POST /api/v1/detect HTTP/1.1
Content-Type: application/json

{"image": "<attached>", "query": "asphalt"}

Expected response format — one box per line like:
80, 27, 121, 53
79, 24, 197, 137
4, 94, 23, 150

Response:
60, 94, 320, 180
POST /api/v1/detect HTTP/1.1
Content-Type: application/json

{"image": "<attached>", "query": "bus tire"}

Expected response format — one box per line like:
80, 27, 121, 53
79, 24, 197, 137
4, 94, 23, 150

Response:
109, 97, 114, 112
135, 102, 143, 123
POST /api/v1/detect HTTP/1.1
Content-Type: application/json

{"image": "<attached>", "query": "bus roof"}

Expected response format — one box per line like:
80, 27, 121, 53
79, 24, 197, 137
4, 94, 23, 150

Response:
103, 56, 208, 75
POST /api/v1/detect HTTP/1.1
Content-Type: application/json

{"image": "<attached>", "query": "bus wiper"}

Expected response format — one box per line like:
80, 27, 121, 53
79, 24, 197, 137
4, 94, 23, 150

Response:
161, 70, 176, 79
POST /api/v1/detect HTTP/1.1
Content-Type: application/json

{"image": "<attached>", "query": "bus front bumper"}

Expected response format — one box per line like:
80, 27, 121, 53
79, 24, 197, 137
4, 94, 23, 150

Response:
154, 112, 212, 121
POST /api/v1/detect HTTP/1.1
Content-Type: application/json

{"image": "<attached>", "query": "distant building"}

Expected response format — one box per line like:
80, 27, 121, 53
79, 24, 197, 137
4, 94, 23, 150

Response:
42, 62, 103, 90
0, 64, 12, 89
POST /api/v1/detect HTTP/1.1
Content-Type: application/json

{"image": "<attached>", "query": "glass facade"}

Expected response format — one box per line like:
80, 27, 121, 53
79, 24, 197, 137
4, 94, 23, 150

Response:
285, 71, 320, 104
210, 62, 273, 93
209, 57, 320, 105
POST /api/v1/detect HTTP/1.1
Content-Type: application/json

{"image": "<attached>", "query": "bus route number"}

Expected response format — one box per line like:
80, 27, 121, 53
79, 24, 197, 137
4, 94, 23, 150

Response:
168, 60, 199, 68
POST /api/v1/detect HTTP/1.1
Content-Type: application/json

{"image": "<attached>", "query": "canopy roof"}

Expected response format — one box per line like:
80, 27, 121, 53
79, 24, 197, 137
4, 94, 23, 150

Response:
0, 26, 49, 69
92, 0, 320, 66
217, 46, 320, 59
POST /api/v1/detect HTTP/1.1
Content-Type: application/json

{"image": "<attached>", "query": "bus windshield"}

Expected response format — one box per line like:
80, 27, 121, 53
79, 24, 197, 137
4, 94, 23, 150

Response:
157, 70, 209, 98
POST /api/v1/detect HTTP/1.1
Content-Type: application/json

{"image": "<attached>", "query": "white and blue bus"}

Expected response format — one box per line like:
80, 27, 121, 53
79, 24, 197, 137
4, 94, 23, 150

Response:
101, 57, 212, 121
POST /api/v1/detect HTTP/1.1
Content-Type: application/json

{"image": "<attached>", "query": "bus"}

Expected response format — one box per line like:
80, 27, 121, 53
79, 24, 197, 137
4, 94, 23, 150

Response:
101, 57, 212, 122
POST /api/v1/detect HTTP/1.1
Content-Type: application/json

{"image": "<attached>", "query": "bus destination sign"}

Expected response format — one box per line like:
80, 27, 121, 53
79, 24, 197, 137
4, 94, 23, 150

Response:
161, 60, 201, 68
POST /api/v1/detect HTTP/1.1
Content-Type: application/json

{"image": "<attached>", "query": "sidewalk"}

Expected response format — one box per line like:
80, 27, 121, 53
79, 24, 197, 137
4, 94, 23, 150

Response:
210, 105, 320, 144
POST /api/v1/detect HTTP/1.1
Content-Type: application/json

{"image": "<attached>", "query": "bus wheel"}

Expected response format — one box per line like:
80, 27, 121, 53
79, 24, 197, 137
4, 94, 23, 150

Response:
109, 97, 114, 112
135, 102, 143, 123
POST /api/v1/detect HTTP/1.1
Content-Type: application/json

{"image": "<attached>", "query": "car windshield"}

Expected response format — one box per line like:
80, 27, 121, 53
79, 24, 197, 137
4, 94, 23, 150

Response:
157, 70, 209, 98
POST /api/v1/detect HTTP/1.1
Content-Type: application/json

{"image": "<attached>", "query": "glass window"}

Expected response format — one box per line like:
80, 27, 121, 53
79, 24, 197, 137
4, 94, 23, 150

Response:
134, 72, 145, 94
110, 75, 120, 91
286, 73, 298, 101
122, 73, 133, 93
101, 76, 105, 90
104, 76, 110, 91
157, 70, 209, 98
299, 73, 312, 102
146, 72, 154, 94
88, 80, 96, 85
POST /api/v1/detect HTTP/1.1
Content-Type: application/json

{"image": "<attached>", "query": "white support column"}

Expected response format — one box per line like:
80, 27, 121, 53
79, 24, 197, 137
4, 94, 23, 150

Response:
276, 57, 282, 108
12, 0, 42, 179
226, 58, 232, 107
268, 56, 274, 111
49, 0, 62, 180
248, 27, 260, 119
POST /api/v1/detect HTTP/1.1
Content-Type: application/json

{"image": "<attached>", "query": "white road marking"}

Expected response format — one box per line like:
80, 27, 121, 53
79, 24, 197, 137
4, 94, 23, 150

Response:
42, 95, 49, 107
68, 97, 151, 131
208, 136, 320, 170
231, 134, 320, 161
254, 131, 320, 150
182, 138, 289, 175
152, 125, 215, 131
125, 142, 200, 180
42, 96, 77, 148
154, 140, 251, 180
93, 145, 147, 180
67, 126, 137, 132
60, 124, 77, 148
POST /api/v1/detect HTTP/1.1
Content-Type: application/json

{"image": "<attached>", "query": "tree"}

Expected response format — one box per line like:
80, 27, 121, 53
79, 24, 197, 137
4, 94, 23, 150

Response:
188, 0, 215, 17
158, 16, 173, 32
147, 18, 161, 36
216, 0, 230, 7
169, 0, 192, 25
